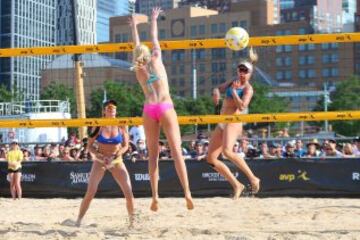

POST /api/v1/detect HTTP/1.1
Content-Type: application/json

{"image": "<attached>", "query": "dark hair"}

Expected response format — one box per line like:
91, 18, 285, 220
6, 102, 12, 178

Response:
103, 99, 117, 108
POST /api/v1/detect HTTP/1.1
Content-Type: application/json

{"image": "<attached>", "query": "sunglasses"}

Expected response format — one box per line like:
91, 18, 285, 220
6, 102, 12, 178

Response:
237, 65, 249, 74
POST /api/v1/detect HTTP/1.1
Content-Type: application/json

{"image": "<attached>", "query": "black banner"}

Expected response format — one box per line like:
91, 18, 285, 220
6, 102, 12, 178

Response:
1, 159, 360, 198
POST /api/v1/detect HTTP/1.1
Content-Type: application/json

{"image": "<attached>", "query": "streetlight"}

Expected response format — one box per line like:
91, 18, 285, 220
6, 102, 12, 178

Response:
323, 82, 332, 132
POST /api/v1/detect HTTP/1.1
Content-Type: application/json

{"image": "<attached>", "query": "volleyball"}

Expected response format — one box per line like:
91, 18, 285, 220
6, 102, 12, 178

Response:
225, 27, 249, 51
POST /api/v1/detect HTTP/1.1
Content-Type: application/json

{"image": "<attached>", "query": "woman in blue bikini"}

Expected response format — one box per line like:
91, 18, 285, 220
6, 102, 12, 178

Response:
76, 100, 134, 225
209, 49, 261, 199
129, 8, 194, 211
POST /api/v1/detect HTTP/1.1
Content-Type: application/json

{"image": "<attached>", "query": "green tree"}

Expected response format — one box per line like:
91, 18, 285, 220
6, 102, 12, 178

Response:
0, 85, 25, 102
327, 76, 360, 136
40, 82, 76, 116
88, 81, 144, 118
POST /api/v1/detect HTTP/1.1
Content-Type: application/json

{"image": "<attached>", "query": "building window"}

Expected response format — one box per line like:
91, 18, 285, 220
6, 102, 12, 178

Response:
199, 24, 205, 34
322, 68, 330, 77
231, 21, 238, 27
322, 54, 330, 64
308, 69, 316, 78
276, 71, 284, 80
219, 23, 226, 33
199, 63, 205, 73
285, 57, 292, 66
191, 25, 197, 36
299, 56, 306, 65
140, 31, 147, 40
211, 23, 218, 33
179, 65, 185, 74
240, 20, 248, 29
196, 49, 206, 60
285, 71, 292, 80
159, 29, 166, 39
331, 53, 339, 63
276, 57, 283, 66
331, 68, 339, 77
298, 70, 306, 79
211, 62, 218, 73
171, 65, 177, 74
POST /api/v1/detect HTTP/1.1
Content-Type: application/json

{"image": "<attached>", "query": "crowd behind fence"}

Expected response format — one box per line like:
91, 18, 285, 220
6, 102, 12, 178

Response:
0, 128, 359, 163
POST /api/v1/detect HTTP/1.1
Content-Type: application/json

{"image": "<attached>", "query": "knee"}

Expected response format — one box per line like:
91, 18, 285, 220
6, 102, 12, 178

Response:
222, 148, 233, 159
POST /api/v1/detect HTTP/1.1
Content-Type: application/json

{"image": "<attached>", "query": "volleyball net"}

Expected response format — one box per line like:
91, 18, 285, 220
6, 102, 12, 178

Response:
0, 32, 359, 131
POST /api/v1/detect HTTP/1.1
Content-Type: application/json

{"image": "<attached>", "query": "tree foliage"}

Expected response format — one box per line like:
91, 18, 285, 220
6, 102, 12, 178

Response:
328, 75, 360, 136
40, 82, 77, 116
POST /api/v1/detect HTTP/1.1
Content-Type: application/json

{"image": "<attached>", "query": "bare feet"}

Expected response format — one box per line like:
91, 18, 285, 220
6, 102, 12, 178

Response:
150, 198, 159, 212
233, 183, 245, 200
250, 177, 261, 194
185, 195, 194, 210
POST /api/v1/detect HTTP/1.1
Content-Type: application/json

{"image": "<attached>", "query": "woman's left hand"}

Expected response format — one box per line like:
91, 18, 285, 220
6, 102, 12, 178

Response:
151, 7, 163, 20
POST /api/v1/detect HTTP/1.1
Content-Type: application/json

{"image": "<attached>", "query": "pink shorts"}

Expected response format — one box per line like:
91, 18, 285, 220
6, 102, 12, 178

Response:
143, 103, 174, 122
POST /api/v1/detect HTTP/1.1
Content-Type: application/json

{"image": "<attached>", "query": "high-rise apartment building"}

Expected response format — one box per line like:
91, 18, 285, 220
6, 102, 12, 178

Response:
138, 0, 181, 16
0, 0, 57, 100
57, 0, 96, 45
97, 0, 130, 43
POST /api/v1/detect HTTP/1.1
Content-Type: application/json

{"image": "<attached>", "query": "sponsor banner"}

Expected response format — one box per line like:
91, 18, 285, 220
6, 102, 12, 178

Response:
0, 159, 360, 198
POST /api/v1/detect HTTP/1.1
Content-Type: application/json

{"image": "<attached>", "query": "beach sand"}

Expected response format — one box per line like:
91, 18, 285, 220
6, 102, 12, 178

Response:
0, 197, 359, 239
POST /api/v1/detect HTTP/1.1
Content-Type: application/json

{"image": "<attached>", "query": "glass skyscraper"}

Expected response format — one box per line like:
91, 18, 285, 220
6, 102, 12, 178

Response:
57, 0, 97, 45
0, 0, 57, 100
97, 0, 130, 43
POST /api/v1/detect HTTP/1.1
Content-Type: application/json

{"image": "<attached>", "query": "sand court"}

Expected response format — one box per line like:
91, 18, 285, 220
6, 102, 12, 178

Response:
1, 197, 360, 239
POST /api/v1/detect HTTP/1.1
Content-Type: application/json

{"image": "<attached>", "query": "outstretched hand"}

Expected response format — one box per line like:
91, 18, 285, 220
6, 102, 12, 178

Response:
151, 7, 163, 20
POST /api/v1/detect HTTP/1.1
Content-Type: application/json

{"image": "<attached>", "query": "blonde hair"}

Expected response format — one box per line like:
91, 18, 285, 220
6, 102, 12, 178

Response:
132, 44, 151, 71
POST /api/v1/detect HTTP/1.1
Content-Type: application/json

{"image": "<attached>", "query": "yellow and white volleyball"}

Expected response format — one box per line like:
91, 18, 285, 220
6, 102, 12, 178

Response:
225, 27, 249, 51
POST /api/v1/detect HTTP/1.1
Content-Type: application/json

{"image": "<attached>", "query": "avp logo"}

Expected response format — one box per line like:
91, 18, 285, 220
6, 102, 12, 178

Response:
134, 173, 161, 181
352, 172, 360, 181
279, 170, 310, 182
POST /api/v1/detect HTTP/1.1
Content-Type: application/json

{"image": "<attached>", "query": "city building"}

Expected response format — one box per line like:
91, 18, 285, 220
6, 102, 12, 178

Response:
138, 0, 181, 16
280, 0, 343, 33
41, 55, 136, 104
0, 0, 57, 100
97, 0, 131, 43
57, 0, 97, 45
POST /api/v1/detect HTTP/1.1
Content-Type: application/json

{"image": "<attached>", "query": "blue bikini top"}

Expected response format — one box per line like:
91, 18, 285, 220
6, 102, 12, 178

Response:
96, 128, 123, 144
147, 73, 159, 85
225, 86, 244, 99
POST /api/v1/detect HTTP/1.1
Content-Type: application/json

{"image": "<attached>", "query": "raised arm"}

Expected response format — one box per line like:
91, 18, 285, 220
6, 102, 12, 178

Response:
151, 7, 163, 57
212, 80, 232, 105
129, 15, 141, 47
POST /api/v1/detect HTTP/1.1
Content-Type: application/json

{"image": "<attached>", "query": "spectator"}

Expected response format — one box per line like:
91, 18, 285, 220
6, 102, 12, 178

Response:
190, 140, 206, 161
34, 145, 45, 161
283, 141, 296, 158
239, 138, 250, 158
49, 143, 59, 159
22, 148, 32, 161
282, 128, 290, 138
0, 146, 7, 160
342, 143, 355, 158
42, 145, 52, 160
58, 143, 65, 159
65, 132, 80, 146
70, 147, 79, 161
294, 139, 306, 158
321, 139, 343, 157
159, 141, 170, 160
258, 142, 273, 159
124, 141, 138, 162
304, 139, 321, 158
268, 142, 283, 158
136, 139, 148, 160
7, 139, 23, 200
129, 125, 146, 147
353, 136, 360, 156
78, 144, 91, 161
62, 147, 75, 161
